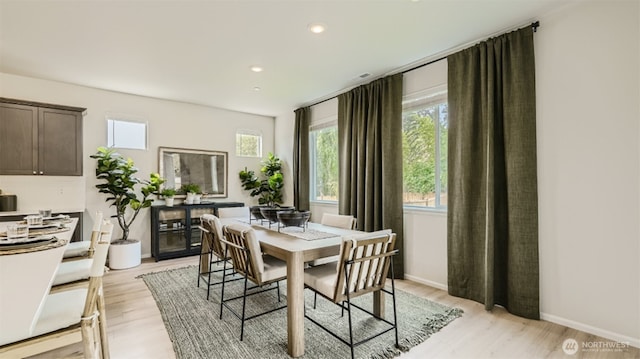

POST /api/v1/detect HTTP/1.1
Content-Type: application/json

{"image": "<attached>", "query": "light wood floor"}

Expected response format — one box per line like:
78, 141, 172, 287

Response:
31, 256, 638, 359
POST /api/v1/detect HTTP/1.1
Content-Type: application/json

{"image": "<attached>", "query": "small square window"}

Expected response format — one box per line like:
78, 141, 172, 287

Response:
236, 130, 262, 157
107, 118, 147, 150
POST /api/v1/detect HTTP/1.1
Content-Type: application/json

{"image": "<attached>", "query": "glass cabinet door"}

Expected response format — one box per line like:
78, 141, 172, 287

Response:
157, 208, 187, 254
188, 207, 215, 249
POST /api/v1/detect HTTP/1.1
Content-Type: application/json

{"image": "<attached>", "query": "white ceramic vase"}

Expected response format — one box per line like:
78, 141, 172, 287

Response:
165, 197, 174, 207
185, 192, 195, 204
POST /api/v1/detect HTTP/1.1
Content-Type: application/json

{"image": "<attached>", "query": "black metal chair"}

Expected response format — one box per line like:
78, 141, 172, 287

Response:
303, 231, 399, 359
219, 223, 287, 341
197, 214, 238, 300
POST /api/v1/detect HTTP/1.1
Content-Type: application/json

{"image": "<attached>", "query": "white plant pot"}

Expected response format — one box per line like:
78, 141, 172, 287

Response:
185, 192, 195, 205
108, 240, 141, 270
194, 194, 202, 204
165, 197, 175, 207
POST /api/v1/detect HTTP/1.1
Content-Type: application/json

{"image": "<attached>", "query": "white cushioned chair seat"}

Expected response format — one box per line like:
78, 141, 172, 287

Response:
31, 288, 87, 337
304, 263, 338, 300
52, 259, 92, 286
62, 241, 91, 258
259, 255, 287, 283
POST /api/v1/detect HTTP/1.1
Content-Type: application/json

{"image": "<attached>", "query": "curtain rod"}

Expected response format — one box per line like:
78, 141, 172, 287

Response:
304, 21, 540, 109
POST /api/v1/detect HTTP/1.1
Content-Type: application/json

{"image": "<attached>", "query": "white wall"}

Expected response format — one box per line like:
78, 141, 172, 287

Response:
0, 72, 275, 257
535, 0, 639, 345
275, 0, 640, 346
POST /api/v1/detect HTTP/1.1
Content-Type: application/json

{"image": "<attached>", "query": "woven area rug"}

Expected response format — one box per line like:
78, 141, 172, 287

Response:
139, 265, 462, 359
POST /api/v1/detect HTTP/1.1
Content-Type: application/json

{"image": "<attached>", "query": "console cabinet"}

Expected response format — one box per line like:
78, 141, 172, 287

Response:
151, 202, 244, 261
0, 98, 84, 176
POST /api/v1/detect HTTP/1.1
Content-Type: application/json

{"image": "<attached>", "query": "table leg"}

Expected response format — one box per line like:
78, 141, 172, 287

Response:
373, 290, 385, 317
287, 251, 305, 357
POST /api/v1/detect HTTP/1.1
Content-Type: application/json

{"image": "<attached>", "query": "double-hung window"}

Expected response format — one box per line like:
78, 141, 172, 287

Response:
402, 88, 448, 210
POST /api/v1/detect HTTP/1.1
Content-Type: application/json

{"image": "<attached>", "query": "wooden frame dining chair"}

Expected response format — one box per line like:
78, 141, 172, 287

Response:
0, 221, 114, 359
303, 231, 399, 359
219, 223, 287, 341
321, 213, 357, 230
310, 213, 358, 266
197, 214, 239, 300
63, 211, 103, 261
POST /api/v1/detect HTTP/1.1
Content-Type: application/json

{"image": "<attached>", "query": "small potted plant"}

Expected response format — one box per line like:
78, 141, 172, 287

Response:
160, 187, 177, 207
180, 183, 202, 204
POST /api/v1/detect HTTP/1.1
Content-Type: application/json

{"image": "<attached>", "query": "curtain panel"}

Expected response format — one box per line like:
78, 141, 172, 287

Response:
293, 107, 311, 211
337, 73, 405, 278
447, 26, 539, 319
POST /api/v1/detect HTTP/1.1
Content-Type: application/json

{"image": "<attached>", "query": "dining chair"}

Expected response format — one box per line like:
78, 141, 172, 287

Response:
63, 211, 103, 261
219, 223, 287, 341
52, 219, 114, 286
0, 220, 114, 359
303, 231, 399, 359
321, 213, 357, 230
309, 213, 358, 266
217, 206, 249, 219
197, 214, 238, 300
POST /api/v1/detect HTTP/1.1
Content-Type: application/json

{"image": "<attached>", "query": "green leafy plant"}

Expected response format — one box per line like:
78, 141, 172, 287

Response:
160, 187, 177, 198
239, 152, 284, 207
180, 183, 201, 194
91, 147, 164, 242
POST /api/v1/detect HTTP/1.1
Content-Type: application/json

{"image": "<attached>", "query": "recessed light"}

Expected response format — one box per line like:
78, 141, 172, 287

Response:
250, 66, 263, 73
308, 23, 326, 34
253, 87, 261, 91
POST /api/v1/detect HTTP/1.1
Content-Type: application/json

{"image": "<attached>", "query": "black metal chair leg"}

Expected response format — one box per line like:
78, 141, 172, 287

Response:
277, 281, 281, 302
391, 257, 399, 347
313, 292, 317, 309
240, 261, 251, 341
219, 250, 228, 320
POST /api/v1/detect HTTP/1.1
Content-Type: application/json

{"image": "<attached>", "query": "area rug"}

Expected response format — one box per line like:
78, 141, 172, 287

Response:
139, 265, 462, 359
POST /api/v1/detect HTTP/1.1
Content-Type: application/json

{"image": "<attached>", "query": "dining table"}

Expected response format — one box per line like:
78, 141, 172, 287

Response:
218, 218, 386, 358
0, 217, 78, 346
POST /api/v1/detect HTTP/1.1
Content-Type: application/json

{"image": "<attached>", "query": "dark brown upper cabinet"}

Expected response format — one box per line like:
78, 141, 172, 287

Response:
0, 98, 85, 176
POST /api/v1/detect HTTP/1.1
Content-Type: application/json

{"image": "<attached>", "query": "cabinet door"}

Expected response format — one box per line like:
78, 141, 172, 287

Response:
156, 208, 188, 255
188, 207, 215, 250
0, 103, 38, 174
38, 108, 83, 176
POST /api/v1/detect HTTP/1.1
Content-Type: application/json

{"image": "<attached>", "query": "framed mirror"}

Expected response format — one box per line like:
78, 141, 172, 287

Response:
159, 147, 228, 198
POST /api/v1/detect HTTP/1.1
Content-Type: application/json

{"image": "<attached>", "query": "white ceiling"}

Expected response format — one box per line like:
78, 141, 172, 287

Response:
0, 0, 574, 117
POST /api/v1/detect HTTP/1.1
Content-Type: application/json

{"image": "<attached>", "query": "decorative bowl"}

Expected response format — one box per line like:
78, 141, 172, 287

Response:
277, 210, 311, 228
260, 206, 294, 223
250, 205, 267, 220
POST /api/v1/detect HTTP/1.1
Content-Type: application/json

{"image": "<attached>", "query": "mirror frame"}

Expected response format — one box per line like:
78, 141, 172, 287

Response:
158, 147, 228, 198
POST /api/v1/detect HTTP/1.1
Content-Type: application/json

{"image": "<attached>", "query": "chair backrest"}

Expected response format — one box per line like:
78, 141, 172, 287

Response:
200, 214, 225, 258
90, 220, 113, 277
87, 211, 104, 258
333, 231, 397, 303
221, 223, 265, 284
321, 213, 357, 230
217, 206, 249, 219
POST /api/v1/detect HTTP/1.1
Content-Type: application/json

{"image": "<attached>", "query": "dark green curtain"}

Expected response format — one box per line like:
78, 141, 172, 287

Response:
337, 74, 405, 279
447, 26, 539, 319
293, 107, 310, 211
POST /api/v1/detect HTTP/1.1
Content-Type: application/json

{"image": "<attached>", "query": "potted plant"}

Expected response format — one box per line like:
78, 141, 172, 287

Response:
160, 187, 177, 207
239, 152, 289, 220
180, 183, 201, 204
91, 146, 164, 269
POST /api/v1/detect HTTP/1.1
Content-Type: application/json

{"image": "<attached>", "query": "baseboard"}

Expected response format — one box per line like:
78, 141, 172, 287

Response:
404, 274, 448, 291
402, 275, 639, 349
540, 312, 640, 349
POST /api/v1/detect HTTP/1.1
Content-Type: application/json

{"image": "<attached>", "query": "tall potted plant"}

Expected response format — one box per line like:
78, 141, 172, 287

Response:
91, 147, 164, 269
239, 152, 289, 221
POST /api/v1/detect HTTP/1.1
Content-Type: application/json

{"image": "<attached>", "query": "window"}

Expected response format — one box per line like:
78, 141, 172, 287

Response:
309, 123, 339, 202
402, 90, 448, 209
236, 130, 262, 157
107, 118, 147, 150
